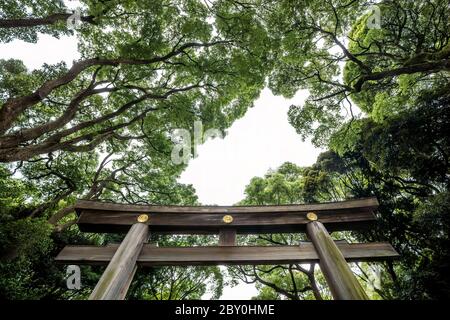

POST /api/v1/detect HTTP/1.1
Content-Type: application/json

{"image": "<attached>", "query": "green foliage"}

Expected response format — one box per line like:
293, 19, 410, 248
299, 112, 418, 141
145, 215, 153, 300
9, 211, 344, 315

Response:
0, 0, 270, 300
317, 90, 450, 298
0, 0, 69, 43
0, 217, 54, 299
239, 162, 334, 206
263, 0, 450, 146
1, 0, 449, 301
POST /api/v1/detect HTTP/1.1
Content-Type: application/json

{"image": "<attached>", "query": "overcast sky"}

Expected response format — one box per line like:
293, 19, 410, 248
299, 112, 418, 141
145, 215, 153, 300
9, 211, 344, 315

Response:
179, 88, 323, 205
0, 30, 323, 299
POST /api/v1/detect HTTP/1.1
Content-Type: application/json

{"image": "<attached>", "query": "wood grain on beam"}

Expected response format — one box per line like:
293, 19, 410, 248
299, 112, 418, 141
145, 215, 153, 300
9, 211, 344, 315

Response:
307, 221, 368, 300
219, 229, 236, 246
75, 198, 379, 234
88, 222, 148, 300
56, 242, 398, 266
77, 210, 375, 233
75, 197, 378, 214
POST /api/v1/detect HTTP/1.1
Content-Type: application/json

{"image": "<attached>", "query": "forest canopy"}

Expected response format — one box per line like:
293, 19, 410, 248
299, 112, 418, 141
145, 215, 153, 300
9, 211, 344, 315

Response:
0, 0, 449, 300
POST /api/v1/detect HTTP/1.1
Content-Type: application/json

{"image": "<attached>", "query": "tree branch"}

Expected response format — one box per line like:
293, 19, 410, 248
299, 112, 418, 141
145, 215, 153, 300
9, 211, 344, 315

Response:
0, 40, 230, 134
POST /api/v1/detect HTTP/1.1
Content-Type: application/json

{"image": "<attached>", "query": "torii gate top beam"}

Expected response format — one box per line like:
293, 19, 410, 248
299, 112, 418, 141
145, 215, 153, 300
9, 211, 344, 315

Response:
74, 197, 379, 234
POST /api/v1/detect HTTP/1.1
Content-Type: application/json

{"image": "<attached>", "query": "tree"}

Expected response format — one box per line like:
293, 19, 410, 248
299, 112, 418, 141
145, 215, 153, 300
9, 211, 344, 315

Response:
261, 0, 450, 145
259, 0, 450, 299
316, 91, 450, 299
1, 0, 77, 43
0, 0, 272, 299
2, 0, 449, 300
0, 1, 271, 161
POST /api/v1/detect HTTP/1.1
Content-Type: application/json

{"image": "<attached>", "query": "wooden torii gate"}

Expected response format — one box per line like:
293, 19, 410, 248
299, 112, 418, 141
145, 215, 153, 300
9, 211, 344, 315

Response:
56, 197, 399, 300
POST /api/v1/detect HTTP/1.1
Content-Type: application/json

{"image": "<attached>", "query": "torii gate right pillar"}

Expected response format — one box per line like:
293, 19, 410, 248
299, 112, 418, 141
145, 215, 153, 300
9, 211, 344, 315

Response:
306, 213, 369, 300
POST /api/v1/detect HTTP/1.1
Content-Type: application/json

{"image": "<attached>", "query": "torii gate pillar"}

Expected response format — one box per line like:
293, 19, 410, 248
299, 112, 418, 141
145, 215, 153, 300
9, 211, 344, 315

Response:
306, 213, 368, 300
89, 215, 149, 300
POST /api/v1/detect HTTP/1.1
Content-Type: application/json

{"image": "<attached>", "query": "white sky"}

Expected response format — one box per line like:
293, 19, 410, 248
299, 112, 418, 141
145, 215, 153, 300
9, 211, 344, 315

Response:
0, 34, 80, 69
0, 30, 322, 299
180, 88, 322, 205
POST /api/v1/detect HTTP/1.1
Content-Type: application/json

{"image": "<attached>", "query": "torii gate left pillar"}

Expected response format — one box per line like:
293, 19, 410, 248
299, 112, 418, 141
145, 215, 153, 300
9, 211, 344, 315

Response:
89, 216, 149, 300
